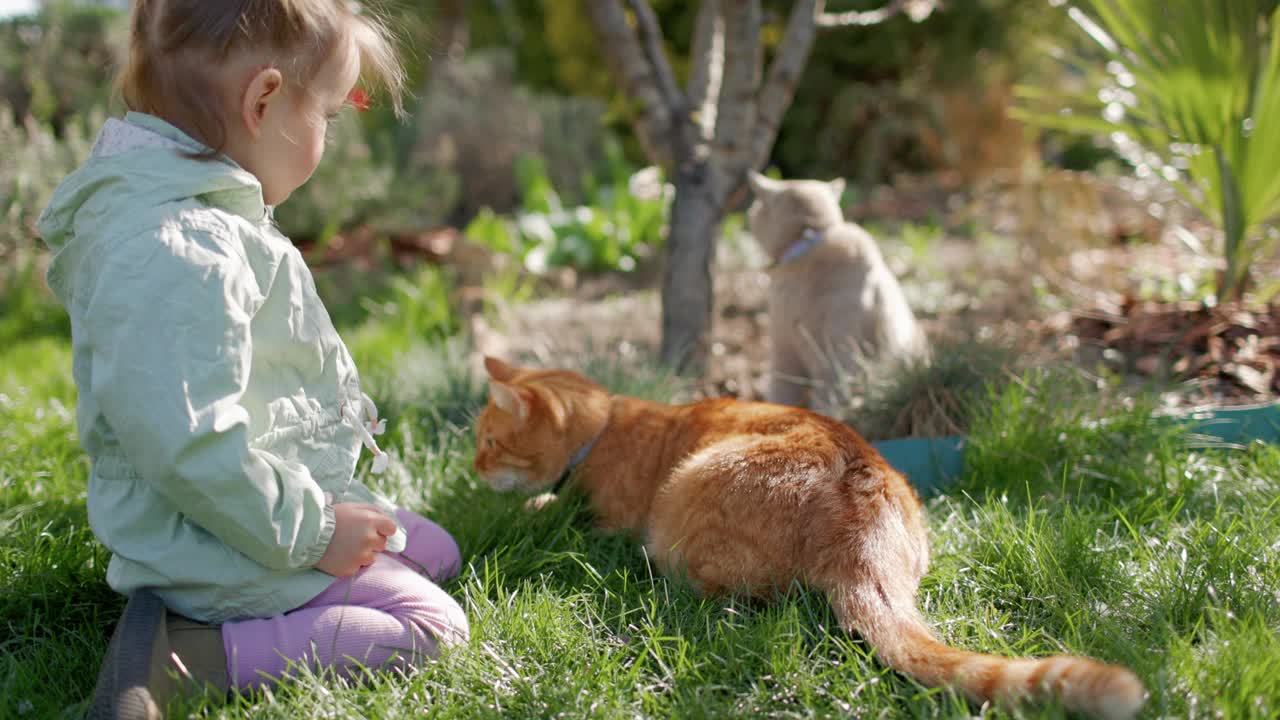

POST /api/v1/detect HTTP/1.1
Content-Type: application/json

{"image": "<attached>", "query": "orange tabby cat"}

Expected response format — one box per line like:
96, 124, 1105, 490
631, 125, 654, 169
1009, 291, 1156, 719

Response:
473, 357, 1145, 719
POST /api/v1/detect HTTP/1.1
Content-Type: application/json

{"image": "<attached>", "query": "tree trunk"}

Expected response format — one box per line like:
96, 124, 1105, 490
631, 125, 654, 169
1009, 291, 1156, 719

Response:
426, 0, 469, 86
660, 160, 720, 372
586, 0, 936, 374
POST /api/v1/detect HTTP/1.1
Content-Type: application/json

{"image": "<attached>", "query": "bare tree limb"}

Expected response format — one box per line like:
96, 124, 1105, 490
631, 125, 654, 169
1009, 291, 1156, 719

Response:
750, 0, 819, 170
686, 0, 724, 147
815, 0, 936, 28
436, 0, 469, 61
585, 0, 677, 169
422, 0, 469, 92
710, 0, 763, 198
626, 0, 686, 120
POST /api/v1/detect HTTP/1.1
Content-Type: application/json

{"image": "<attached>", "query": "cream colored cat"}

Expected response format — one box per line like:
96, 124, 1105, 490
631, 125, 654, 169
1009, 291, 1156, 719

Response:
747, 172, 928, 411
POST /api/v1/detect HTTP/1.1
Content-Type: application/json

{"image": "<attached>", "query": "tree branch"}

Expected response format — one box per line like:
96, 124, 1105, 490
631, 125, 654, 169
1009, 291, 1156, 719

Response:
423, 0, 468, 90
626, 0, 685, 120
749, 0, 819, 171
585, 0, 677, 169
815, 0, 936, 29
710, 0, 762, 197
686, 0, 724, 146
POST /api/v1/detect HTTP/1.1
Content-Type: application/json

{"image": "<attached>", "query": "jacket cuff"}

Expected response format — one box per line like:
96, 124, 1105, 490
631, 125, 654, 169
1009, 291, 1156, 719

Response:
300, 501, 337, 568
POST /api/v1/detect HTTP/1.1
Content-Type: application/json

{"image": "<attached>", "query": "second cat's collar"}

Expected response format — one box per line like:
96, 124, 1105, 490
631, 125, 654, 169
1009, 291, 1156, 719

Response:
772, 227, 826, 268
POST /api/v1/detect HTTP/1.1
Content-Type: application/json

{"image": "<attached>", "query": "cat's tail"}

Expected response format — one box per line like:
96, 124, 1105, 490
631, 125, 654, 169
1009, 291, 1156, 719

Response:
829, 585, 1145, 720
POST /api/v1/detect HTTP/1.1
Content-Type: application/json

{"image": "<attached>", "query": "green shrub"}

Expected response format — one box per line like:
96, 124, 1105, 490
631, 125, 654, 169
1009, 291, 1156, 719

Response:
342, 264, 460, 375
0, 106, 98, 259
0, 250, 70, 345
0, 3, 124, 130
406, 50, 619, 222
463, 145, 667, 274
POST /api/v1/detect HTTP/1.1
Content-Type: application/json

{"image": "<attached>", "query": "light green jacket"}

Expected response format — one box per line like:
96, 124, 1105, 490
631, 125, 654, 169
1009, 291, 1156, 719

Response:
36, 112, 405, 623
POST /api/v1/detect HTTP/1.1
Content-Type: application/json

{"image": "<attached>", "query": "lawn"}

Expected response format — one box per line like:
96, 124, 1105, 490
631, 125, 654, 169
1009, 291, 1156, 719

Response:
2, 295, 1279, 719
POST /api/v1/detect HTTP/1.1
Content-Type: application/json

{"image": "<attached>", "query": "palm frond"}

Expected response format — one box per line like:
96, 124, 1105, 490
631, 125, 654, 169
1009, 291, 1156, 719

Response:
1019, 0, 1280, 301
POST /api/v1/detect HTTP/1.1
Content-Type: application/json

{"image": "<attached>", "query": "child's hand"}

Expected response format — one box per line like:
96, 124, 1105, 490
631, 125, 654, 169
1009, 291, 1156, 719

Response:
314, 502, 398, 577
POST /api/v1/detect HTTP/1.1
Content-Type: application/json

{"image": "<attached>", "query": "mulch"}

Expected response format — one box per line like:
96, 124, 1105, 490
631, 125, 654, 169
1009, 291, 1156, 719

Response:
301, 204, 1280, 411
1069, 298, 1280, 402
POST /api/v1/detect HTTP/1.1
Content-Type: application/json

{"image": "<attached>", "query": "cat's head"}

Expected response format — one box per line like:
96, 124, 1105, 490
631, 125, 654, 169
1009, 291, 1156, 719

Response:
746, 172, 846, 260
473, 356, 608, 494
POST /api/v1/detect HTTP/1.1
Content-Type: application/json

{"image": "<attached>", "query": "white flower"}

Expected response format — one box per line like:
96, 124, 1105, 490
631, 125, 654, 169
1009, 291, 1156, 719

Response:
628, 166, 665, 200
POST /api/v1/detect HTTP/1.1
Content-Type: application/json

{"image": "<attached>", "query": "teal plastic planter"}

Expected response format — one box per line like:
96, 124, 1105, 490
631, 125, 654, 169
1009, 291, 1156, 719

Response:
871, 436, 966, 498
871, 400, 1280, 497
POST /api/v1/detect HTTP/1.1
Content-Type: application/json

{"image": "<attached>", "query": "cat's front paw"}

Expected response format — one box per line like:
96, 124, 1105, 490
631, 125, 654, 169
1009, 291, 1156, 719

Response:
523, 492, 558, 512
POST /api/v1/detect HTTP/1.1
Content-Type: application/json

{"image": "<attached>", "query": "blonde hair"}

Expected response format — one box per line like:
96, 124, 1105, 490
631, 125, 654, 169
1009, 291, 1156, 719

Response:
119, 0, 405, 154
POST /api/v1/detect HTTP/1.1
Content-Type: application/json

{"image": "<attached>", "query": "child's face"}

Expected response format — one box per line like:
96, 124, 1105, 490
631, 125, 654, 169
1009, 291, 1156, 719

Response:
227, 35, 360, 207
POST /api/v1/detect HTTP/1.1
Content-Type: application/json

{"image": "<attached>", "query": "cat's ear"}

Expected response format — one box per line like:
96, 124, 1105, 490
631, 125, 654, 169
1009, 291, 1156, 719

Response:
484, 356, 517, 382
828, 177, 846, 200
488, 380, 530, 421
748, 171, 781, 196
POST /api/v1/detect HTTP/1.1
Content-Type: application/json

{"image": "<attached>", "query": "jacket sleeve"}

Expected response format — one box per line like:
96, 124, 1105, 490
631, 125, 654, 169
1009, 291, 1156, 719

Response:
85, 225, 335, 571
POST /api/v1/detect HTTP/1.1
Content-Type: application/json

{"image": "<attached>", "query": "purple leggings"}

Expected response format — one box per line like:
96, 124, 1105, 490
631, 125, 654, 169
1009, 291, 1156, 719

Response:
221, 508, 469, 689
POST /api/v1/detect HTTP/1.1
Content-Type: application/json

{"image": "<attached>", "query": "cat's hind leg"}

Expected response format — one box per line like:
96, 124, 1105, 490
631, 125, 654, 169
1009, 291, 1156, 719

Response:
645, 436, 827, 597
768, 343, 811, 408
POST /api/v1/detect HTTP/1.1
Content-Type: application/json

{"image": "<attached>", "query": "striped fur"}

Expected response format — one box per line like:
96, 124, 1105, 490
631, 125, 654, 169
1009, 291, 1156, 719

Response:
474, 358, 1145, 718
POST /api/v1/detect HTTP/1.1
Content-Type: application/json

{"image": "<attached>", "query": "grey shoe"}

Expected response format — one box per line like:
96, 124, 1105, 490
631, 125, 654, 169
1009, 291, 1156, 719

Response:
87, 590, 227, 720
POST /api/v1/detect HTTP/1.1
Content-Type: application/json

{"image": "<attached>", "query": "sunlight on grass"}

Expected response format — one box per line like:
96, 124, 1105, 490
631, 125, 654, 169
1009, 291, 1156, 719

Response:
2, 324, 1278, 718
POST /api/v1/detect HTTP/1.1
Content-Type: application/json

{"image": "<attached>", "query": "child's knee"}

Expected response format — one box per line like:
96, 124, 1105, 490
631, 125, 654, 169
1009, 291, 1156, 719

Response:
435, 593, 469, 645
433, 532, 462, 582
398, 515, 463, 581
416, 528, 462, 582
403, 592, 469, 651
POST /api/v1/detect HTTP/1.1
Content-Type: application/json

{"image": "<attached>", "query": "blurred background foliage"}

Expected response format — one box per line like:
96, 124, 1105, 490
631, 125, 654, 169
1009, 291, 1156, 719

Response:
4, 0, 1274, 295
2, 0, 1089, 254
2, 0, 1277, 433
0, 2, 121, 134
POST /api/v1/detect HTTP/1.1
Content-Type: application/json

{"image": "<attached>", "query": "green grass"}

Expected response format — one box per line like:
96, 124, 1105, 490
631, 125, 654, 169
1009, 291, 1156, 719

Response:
2, 287, 1279, 719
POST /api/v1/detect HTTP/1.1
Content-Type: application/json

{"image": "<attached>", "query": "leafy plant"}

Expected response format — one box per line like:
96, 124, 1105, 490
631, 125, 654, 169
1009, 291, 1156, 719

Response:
1017, 1, 1280, 302
0, 105, 98, 259
406, 50, 620, 221
0, 3, 124, 130
462, 143, 668, 274
0, 250, 70, 346
342, 264, 459, 375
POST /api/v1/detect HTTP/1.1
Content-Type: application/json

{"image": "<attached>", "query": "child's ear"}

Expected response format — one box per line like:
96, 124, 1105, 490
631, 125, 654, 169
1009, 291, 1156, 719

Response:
489, 380, 530, 422
484, 356, 517, 382
241, 66, 284, 139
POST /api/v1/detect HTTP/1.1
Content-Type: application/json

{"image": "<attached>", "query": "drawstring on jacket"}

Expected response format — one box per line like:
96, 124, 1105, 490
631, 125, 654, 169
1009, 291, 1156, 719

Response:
342, 394, 389, 474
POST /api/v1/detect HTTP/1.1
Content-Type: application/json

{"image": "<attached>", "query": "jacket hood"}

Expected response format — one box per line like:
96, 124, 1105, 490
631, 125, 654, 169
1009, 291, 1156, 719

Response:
36, 112, 266, 254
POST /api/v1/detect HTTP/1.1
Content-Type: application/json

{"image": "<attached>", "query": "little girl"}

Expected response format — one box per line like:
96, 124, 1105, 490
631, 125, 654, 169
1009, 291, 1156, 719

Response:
36, 1, 468, 715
